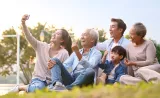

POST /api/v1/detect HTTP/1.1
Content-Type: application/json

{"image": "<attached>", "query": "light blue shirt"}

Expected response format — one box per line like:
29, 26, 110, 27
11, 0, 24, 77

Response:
63, 46, 102, 75
73, 52, 89, 75
96, 36, 130, 60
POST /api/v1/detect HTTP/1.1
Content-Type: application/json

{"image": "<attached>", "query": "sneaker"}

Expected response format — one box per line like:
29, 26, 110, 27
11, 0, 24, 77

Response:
50, 82, 68, 92
8, 85, 19, 93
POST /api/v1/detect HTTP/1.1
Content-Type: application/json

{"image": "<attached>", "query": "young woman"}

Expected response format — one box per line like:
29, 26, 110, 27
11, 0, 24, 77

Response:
10, 14, 72, 92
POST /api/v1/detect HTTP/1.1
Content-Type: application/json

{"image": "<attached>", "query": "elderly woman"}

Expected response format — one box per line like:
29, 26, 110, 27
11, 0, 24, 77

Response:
120, 22, 160, 85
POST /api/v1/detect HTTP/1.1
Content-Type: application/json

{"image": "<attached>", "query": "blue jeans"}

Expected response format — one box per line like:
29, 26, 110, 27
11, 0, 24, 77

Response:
27, 78, 47, 92
50, 58, 95, 90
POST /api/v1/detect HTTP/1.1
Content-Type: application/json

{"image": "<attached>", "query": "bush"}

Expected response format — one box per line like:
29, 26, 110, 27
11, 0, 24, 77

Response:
1, 82, 160, 98
152, 40, 160, 63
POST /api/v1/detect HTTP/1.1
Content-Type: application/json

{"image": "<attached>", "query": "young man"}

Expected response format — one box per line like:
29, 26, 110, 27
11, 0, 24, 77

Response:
97, 46, 126, 84
96, 18, 130, 61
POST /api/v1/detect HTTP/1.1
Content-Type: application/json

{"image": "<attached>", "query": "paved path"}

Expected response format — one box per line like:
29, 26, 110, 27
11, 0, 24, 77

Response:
0, 87, 12, 96
0, 84, 17, 96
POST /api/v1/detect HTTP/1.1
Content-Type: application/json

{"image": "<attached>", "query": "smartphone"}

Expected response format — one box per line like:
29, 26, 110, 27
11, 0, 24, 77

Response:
26, 15, 30, 20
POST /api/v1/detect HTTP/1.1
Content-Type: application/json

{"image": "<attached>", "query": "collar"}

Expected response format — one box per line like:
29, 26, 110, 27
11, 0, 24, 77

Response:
79, 46, 95, 54
107, 36, 125, 50
110, 36, 124, 45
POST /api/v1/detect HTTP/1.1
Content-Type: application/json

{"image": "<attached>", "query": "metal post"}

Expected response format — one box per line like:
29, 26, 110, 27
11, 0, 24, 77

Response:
1, 34, 20, 84
16, 33, 20, 85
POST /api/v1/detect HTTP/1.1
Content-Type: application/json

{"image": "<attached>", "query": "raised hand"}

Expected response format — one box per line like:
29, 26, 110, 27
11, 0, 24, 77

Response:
72, 43, 79, 52
21, 14, 30, 24
124, 58, 136, 66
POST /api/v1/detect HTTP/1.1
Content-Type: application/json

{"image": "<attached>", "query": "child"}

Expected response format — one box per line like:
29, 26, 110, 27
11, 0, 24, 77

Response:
97, 46, 126, 84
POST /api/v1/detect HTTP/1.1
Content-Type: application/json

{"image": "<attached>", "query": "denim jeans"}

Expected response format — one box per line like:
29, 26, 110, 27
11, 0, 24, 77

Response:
50, 58, 95, 90
27, 78, 47, 92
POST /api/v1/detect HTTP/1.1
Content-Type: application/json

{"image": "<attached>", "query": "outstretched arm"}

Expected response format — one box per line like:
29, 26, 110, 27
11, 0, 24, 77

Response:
21, 14, 39, 50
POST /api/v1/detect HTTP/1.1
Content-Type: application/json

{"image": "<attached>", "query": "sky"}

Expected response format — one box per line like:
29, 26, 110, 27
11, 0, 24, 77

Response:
0, 0, 160, 43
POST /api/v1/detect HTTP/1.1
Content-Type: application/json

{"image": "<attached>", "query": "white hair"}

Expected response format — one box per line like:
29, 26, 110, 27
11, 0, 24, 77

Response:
86, 28, 99, 46
133, 22, 147, 38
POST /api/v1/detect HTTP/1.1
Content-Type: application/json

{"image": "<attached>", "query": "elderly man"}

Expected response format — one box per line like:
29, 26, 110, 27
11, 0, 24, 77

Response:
48, 29, 102, 90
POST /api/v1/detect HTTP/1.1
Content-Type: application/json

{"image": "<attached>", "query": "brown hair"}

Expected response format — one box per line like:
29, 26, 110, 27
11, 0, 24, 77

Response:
60, 29, 72, 55
111, 18, 127, 35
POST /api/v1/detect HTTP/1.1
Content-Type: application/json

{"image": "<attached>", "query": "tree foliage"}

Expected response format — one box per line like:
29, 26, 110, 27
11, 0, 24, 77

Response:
97, 29, 107, 42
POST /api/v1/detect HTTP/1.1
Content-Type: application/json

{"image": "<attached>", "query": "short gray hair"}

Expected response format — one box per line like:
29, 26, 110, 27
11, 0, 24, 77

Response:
85, 28, 99, 46
133, 22, 147, 38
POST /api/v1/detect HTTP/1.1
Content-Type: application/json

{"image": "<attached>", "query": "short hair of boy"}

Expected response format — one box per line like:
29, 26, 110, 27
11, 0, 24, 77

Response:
111, 46, 126, 60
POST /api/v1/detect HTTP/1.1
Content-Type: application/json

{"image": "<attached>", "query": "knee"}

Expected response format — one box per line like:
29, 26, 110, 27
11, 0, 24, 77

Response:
27, 84, 37, 92
50, 58, 61, 63
137, 67, 148, 74
86, 68, 94, 73
85, 68, 95, 76
27, 83, 43, 92
119, 75, 126, 84
27, 80, 46, 92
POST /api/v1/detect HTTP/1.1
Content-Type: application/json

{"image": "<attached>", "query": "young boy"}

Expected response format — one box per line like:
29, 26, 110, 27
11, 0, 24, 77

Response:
97, 46, 126, 84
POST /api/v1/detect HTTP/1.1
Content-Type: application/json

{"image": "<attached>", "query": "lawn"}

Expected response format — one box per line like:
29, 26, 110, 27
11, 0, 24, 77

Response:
1, 82, 160, 98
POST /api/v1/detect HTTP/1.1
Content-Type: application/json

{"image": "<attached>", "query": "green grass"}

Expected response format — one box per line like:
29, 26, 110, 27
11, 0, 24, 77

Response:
1, 82, 160, 98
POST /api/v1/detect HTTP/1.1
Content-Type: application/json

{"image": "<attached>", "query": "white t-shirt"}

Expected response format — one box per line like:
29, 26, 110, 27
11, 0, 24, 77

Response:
108, 64, 119, 80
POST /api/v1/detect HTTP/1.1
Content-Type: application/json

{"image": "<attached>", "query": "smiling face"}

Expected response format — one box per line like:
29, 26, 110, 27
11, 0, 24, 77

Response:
129, 26, 142, 44
110, 52, 123, 64
50, 29, 64, 45
80, 30, 94, 48
109, 22, 122, 38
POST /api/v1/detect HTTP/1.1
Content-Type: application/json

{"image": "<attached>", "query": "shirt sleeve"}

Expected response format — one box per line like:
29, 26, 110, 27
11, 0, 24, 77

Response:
63, 52, 75, 70
79, 51, 102, 68
135, 41, 157, 67
96, 40, 108, 51
22, 24, 40, 50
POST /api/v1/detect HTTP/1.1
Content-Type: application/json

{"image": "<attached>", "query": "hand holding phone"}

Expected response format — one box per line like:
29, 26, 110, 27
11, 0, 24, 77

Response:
21, 14, 30, 24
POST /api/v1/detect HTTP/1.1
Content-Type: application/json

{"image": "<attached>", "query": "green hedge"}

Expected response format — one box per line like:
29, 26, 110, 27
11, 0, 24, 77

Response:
1, 82, 160, 98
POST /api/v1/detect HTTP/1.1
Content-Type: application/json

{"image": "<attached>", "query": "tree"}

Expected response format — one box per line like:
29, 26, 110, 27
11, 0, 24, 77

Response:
97, 29, 107, 42
124, 34, 130, 40
0, 28, 17, 77
152, 40, 160, 63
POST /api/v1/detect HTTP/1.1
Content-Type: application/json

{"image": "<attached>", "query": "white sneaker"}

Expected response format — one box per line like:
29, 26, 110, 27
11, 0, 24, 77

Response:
8, 85, 19, 93
50, 82, 68, 92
